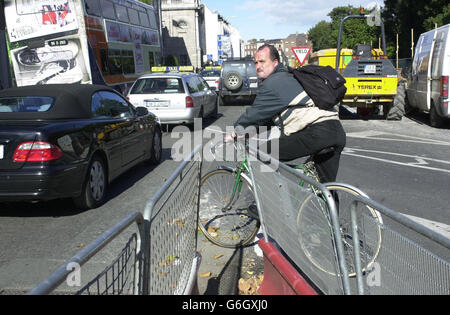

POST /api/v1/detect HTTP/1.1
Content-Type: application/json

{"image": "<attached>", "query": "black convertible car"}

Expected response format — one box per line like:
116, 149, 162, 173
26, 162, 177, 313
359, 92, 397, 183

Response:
0, 84, 162, 209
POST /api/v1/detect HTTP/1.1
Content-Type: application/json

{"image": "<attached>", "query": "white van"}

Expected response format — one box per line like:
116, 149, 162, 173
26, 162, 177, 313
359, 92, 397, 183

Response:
406, 24, 450, 127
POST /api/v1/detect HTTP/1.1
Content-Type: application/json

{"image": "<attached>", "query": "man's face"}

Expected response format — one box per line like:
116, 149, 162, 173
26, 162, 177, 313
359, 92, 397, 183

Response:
254, 47, 279, 80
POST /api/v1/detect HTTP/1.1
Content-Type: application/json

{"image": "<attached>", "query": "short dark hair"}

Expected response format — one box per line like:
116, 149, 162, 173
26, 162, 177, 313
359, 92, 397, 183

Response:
256, 44, 280, 62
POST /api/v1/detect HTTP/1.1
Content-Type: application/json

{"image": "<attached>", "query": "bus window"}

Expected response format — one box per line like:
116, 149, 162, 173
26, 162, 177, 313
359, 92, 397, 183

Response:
101, 0, 116, 20
122, 50, 135, 74
149, 52, 155, 68
108, 49, 122, 75
115, 4, 129, 23
139, 11, 150, 28
84, 0, 101, 17
128, 8, 139, 25
147, 9, 157, 29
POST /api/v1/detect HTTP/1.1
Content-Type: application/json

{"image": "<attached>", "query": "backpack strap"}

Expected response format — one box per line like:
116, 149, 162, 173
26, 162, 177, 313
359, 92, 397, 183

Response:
288, 90, 315, 108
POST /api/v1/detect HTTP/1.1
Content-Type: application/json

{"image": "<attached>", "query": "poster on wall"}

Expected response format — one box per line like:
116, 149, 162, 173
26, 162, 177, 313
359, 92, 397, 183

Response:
218, 34, 232, 60
10, 37, 90, 86
5, 0, 78, 43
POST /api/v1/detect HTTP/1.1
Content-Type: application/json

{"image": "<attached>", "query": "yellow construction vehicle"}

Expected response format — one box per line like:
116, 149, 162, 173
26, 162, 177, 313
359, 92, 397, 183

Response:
335, 12, 403, 119
309, 48, 353, 72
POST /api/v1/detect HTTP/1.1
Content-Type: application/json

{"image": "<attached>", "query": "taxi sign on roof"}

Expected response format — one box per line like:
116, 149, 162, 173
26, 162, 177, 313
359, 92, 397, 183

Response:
292, 47, 312, 66
204, 66, 222, 70
151, 66, 195, 73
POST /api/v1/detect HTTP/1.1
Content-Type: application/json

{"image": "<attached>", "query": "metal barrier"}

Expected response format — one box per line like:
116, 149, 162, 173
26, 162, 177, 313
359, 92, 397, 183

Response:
28, 145, 202, 295
28, 211, 145, 295
142, 144, 202, 295
247, 146, 450, 295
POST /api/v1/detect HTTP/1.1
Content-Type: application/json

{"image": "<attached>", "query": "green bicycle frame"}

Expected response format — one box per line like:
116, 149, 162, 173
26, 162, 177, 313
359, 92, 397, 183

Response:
223, 156, 250, 211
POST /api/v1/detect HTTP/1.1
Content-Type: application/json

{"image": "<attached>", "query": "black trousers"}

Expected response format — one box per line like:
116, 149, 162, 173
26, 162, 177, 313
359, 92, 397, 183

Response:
269, 120, 346, 183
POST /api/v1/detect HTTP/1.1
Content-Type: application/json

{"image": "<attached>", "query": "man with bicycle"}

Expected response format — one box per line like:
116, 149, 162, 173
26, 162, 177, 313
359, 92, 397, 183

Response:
232, 44, 346, 183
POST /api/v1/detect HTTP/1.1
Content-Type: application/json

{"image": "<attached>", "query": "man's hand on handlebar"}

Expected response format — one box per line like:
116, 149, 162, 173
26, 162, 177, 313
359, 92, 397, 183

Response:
223, 132, 237, 143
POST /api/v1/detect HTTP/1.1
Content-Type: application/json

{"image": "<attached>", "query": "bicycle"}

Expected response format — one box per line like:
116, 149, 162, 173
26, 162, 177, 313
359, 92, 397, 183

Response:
198, 138, 383, 277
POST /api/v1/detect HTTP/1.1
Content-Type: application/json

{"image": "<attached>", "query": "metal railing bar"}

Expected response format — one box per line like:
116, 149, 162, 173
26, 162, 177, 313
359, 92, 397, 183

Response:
142, 144, 202, 295
143, 144, 202, 222
327, 182, 450, 250
28, 211, 145, 295
246, 144, 351, 294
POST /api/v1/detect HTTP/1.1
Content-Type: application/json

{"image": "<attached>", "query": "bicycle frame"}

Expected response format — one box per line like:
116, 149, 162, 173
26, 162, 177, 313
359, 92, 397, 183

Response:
222, 155, 251, 212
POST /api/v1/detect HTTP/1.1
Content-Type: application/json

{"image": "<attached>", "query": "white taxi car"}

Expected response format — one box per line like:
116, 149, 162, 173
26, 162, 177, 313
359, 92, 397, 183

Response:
128, 70, 218, 125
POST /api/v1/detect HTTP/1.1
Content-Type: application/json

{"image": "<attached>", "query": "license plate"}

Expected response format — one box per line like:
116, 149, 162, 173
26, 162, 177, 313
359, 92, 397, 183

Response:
146, 101, 169, 107
0, 145, 3, 159
364, 64, 377, 74
250, 82, 258, 88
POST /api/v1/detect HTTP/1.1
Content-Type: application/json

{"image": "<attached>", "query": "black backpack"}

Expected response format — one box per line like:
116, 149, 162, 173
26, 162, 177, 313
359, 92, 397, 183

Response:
290, 65, 347, 110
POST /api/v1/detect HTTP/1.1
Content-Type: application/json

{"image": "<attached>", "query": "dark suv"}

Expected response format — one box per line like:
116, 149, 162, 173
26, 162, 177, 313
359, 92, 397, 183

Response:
218, 58, 258, 105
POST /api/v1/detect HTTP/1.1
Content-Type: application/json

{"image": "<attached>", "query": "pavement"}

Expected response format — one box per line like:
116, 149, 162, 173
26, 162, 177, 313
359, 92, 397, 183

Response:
196, 229, 265, 295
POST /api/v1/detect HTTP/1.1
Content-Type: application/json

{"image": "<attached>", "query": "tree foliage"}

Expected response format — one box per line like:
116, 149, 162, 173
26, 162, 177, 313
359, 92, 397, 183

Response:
138, 0, 153, 4
308, 6, 379, 52
308, 1, 450, 58
383, 0, 450, 58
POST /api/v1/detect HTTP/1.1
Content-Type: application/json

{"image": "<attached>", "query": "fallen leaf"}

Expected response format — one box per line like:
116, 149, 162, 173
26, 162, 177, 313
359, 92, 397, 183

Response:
238, 274, 264, 295
208, 226, 219, 233
199, 272, 212, 278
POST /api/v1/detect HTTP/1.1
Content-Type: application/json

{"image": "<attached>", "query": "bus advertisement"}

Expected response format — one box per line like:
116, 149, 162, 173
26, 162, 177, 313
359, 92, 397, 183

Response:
4, 0, 162, 93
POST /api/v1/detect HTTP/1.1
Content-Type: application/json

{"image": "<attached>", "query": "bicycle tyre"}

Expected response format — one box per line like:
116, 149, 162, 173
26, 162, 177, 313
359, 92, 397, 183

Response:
297, 183, 383, 277
199, 168, 260, 248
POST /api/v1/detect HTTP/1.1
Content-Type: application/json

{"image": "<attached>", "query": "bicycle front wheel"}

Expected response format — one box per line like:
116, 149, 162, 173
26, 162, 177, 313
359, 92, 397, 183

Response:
297, 184, 383, 277
199, 168, 260, 248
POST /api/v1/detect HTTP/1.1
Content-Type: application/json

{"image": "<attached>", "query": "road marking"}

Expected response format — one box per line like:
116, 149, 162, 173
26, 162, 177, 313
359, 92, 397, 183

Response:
343, 147, 450, 174
400, 213, 450, 239
347, 131, 450, 146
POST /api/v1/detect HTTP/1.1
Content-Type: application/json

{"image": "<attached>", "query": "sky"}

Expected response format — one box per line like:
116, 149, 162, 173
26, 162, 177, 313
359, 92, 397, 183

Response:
201, 0, 385, 42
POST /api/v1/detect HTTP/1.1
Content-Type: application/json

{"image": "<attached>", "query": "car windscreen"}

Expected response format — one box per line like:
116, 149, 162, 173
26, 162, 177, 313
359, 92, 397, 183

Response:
223, 63, 247, 76
247, 63, 257, 76
201, 70, 220, 77
0, 96, 55, 112
130, 78, 185, 94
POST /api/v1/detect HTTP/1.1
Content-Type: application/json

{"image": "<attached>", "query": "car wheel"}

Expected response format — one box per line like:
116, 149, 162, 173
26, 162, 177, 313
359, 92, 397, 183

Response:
430, 102, 445, 128
223, 71, 243, 91
148, 126, 162, 165
386, 81, 405, 120
73, 155, 107, 210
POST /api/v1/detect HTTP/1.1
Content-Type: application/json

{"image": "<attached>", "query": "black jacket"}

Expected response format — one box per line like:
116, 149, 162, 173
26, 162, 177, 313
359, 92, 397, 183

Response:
234, 64, 308, 129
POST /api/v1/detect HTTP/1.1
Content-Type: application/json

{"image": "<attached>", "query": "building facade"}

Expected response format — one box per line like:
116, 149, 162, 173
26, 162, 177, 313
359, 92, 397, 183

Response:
160, 0, 243, 68
244, 33, 310, 68
283, 33, 309, 67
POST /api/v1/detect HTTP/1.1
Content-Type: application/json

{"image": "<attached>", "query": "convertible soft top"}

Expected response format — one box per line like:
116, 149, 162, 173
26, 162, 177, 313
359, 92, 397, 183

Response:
0, 84, 120, 120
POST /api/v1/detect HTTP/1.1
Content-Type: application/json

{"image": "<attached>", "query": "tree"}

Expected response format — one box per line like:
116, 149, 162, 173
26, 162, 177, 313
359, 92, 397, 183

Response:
308, 6, 380, 53
308, 21, 334, 51
383, 0, 450, 58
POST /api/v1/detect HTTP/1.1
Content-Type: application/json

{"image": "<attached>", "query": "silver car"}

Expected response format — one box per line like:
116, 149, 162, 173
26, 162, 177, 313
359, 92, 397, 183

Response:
200, 69, 221, 91
128, 72, 218, 124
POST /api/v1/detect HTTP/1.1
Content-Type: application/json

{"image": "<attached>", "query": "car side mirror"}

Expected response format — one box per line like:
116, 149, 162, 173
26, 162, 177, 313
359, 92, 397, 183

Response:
136, 106, 149, 116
